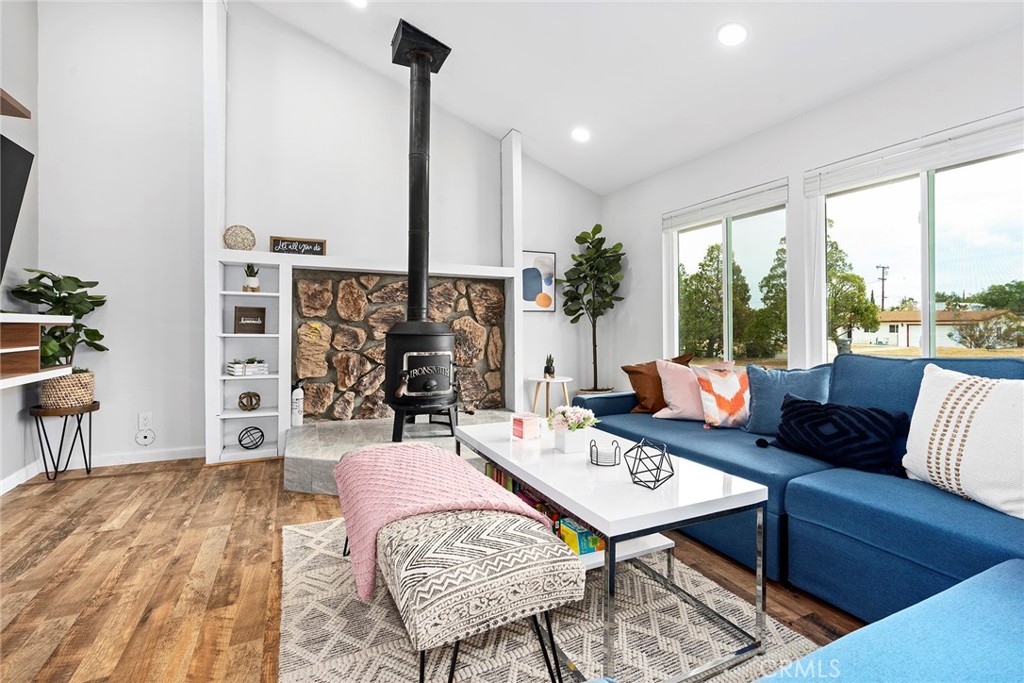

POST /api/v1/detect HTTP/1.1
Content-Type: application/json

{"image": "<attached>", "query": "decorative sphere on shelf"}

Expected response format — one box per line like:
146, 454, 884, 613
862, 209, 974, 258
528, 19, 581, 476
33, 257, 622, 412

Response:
223, 224, 256, 250
238, 425, 265, 450
238, 391, 261, 412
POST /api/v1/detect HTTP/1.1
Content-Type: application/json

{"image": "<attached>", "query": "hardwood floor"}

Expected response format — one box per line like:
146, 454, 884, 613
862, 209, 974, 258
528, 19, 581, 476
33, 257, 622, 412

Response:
0, 458, 862, 682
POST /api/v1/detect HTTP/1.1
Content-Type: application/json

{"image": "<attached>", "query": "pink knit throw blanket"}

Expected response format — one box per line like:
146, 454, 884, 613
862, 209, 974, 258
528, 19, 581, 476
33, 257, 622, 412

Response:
334, 443, 552, 601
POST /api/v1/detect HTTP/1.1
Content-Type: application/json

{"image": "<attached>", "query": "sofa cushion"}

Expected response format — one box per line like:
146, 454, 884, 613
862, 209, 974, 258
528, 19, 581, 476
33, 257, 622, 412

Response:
693, 365, 750, 428
903, 364, 1024, 519
786, 468, 1024, 581
773, 394, 909, 474
621, 353, 694, 414
652, 359, 706, 420
761, 559, 1024, 682
597, 413, 833, 515
744, 363, 831, 436
827, 354, 1024, 417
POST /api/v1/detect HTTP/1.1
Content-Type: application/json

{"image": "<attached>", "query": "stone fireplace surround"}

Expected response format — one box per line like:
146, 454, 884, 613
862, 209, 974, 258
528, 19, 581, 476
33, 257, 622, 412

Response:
293, 269, 505, 422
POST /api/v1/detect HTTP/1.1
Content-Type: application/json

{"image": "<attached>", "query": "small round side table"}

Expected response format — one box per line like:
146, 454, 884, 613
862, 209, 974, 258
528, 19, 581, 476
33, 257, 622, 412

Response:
528, 376, 573, 417
29, 401, 99, 480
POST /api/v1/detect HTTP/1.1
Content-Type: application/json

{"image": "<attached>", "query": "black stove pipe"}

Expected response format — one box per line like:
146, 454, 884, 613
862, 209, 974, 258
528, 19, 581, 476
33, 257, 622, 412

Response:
407, 50, 431, 323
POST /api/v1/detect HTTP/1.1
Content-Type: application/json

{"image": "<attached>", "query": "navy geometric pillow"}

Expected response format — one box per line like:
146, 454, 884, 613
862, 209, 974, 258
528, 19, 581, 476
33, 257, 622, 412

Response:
771, 394, 910, 474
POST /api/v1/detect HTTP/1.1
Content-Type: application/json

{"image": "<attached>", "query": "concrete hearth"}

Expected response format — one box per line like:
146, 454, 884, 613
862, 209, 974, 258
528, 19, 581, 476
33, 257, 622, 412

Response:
283, 409, 510, 494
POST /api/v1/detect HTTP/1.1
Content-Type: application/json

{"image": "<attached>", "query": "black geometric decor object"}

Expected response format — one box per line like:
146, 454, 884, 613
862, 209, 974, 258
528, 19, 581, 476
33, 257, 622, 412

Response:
238, 425, 265, 450
624, 438, 674, 490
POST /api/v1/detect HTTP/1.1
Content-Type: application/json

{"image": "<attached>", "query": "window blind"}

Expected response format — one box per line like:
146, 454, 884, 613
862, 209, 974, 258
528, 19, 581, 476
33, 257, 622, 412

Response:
803, 109, 1024, 198
662, 178, 788, 232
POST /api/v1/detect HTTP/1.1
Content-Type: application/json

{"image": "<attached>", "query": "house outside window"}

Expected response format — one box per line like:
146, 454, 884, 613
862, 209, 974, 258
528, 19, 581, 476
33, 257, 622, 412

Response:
806, 113, 1023, 360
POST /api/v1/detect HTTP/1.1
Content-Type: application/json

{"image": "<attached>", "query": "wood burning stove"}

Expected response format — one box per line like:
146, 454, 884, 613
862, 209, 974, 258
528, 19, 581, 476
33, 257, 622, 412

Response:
384, 20, 457, 442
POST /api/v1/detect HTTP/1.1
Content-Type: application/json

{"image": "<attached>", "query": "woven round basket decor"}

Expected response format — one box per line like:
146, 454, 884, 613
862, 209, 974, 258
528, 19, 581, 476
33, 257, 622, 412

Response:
40, 371, 95, 409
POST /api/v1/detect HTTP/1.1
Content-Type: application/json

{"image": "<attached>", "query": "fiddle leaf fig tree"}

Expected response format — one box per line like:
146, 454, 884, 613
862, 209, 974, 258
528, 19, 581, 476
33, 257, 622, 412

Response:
557, 224, 625, 390
11, 269, 108, 368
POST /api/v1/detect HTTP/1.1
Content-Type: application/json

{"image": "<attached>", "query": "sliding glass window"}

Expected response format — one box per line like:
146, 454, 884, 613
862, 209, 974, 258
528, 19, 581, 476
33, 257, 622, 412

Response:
675, 207, 788, 367
933, 153, 1024, 358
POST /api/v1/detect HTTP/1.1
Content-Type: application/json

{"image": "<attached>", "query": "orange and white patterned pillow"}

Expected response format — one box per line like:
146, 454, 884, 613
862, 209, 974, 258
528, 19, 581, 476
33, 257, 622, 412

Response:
691, 366, 750, 428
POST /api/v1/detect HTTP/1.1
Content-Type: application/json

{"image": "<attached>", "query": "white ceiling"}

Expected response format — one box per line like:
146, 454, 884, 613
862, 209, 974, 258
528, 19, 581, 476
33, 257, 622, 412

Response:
252, 1, 1023, 195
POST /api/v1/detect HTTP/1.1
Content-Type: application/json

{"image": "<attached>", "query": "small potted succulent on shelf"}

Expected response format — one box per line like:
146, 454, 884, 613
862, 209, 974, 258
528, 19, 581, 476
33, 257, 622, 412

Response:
544, 354, 556, 379
243, 264, 260, 292
11, 269, 108, 409
226, 357, 268, 376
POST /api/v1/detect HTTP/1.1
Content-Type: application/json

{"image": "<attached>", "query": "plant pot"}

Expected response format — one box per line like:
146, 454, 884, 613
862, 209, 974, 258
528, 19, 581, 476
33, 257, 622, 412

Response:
543, 365, 555, 378
554, 427, 591, 453
40, 370, 95, 409
243, 276, 261, 293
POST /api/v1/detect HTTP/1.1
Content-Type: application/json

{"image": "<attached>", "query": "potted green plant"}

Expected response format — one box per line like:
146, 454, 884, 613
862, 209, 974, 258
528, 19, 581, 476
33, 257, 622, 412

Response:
544, 354, 555, 378
243, 264, 260, 292
11, 269, 108, 408
557, 224, 625, 392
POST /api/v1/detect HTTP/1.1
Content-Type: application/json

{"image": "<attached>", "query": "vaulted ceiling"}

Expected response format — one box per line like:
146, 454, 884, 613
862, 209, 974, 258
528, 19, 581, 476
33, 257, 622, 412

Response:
253, 1, 1023, 195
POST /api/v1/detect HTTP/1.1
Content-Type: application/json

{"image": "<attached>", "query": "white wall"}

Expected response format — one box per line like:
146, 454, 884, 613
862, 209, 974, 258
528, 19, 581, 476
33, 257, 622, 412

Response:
37, 1, 205, 466
520, 154, 601, 407
600, 26, 1024, 386
1, 0, 41, 488
225, 2, 502, 266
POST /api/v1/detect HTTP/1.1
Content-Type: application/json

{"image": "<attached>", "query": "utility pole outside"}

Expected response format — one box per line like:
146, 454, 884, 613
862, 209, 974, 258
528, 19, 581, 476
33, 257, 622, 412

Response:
876, 265, 889, 311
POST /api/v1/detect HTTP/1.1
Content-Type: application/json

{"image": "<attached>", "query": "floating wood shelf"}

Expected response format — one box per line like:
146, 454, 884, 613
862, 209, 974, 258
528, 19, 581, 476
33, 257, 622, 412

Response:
0, 313, 73, 388
0, 88, 31, 119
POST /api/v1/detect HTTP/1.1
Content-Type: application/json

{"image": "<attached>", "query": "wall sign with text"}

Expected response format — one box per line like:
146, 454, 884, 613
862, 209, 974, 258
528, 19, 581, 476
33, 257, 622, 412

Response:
270, 236, 327, 256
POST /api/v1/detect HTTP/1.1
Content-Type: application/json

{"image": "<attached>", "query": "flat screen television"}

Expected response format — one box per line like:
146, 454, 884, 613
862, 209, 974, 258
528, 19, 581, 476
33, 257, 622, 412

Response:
1, 134, 35, 277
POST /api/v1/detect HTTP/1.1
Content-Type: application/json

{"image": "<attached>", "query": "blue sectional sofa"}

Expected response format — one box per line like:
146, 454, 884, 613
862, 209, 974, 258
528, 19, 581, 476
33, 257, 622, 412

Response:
574, 354, 1024, 622
761, 559, 1024, 681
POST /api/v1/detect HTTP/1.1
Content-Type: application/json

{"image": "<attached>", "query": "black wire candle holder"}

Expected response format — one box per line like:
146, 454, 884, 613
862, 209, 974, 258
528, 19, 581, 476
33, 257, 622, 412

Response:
624, 438, 674, 490
589, 439, 621, 467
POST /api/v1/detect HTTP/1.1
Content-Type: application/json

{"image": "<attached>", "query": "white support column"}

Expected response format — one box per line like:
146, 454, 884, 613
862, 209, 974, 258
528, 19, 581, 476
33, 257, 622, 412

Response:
789, 193, 827, 367
920, 170, 936, 357
203, 0, 227, 463
501, 130, 524, 411
278, 263, 293, 452
661, 230, 678, 358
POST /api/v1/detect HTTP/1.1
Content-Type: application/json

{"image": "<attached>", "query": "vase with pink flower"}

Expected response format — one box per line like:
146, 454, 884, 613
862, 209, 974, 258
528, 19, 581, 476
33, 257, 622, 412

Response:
548, 405, 600, 453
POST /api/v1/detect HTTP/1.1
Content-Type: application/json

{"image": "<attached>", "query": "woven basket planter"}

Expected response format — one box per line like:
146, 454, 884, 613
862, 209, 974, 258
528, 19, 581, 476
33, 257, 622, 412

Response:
40, 371, 95, 409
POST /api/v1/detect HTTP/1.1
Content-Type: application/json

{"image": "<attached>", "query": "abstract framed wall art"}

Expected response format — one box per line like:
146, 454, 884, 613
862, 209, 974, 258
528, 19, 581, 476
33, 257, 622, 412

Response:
522, 250, 556, 312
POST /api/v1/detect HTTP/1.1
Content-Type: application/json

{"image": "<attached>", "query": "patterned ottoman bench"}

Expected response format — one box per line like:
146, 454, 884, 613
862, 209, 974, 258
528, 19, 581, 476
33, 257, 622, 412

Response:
379, 509, 585, 681
335, 443, 586, 682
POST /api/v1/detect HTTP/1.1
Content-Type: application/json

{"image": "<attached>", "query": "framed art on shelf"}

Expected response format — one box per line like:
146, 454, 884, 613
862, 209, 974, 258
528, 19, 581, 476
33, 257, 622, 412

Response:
522, 250, 556, 312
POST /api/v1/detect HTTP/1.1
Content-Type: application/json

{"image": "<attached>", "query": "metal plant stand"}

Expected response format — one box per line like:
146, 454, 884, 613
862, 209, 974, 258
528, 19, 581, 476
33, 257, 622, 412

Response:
29, 401, 99, 480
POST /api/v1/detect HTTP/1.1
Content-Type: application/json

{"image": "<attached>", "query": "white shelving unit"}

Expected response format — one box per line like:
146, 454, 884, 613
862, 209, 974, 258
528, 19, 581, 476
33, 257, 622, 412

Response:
205, 260, 290, 464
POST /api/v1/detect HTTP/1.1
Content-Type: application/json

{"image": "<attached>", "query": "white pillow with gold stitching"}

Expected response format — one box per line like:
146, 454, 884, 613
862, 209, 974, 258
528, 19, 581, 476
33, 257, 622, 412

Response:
903, 364, 1024, 519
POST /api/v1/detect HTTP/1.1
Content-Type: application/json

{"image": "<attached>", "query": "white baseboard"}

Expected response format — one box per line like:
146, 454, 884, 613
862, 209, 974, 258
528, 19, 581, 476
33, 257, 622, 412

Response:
87, 445, 205, 469
0, 460, 44, 496
0, 445, 204, 497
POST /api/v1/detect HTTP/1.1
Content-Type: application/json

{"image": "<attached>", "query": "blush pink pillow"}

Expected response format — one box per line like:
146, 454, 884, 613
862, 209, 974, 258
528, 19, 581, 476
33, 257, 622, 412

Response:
654, 360, 734, 421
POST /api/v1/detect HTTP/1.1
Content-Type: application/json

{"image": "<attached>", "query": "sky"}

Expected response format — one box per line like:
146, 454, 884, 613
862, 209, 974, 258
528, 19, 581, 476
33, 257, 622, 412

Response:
677, 152, 1023, 312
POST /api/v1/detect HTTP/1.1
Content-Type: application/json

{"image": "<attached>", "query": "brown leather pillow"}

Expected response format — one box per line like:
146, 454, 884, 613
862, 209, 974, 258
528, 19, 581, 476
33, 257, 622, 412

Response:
621, 353, 694, 413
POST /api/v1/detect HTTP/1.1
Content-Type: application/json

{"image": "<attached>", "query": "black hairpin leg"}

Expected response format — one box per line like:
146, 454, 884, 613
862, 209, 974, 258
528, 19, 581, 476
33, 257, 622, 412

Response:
419, 650, 426, 683
531, 614, 558, 683
447, 641, 461, 683
343, 537, 350, 557
543, 611, 564, 683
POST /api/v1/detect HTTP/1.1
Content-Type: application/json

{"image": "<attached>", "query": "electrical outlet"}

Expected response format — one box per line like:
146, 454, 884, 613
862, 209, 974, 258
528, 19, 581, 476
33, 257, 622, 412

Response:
138, 412, 153, 430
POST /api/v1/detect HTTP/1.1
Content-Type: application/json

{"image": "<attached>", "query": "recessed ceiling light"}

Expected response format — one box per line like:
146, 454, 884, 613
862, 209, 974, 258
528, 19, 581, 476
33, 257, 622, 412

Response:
571, 127, 591, 143
717, 23, 748, 47
350, 0, 368, 8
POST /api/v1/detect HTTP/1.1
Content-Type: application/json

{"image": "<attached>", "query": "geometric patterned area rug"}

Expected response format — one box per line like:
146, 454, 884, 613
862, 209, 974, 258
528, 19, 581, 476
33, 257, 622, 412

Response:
280, 518, 817, 682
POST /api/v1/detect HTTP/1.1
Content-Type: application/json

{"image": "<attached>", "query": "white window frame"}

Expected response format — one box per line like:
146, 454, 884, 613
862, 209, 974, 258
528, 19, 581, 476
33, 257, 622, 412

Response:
805, 109, 1023, 358
662, 179, 789, 361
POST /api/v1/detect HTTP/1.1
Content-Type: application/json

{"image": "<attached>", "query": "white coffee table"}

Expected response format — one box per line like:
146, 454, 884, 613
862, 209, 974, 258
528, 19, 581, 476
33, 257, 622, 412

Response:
455, 421, 768, 682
